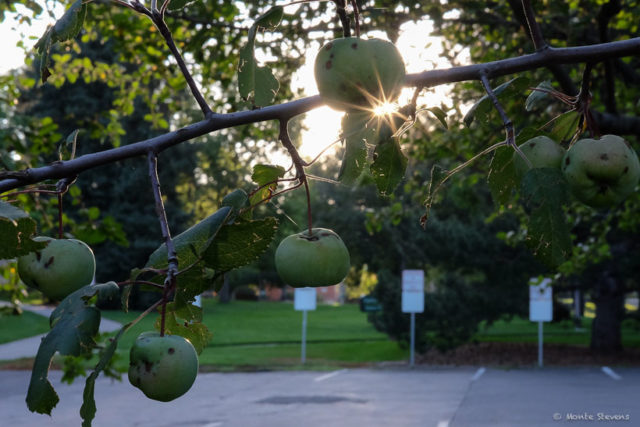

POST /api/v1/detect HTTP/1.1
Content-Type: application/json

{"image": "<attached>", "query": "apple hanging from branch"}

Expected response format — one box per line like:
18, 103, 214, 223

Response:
17, 236, 96, 301
275, 228, 350, 287
562, 134, 640, 208
314, 37, 406, 111
128, 332, 199, 402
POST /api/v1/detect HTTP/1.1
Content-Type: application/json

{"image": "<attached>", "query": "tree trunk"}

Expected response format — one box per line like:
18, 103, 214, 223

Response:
590, 271, 624, 354
218, 274, 231, 304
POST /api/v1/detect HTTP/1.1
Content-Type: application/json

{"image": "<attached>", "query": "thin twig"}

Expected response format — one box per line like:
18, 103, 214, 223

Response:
151, 15, 213, 117
147, 151, 178, 336
480, 72, 531, 169
520, 0, 546, 51
350, 0, 360, 37
334, 0, 351, 38
117, 280, 166, 289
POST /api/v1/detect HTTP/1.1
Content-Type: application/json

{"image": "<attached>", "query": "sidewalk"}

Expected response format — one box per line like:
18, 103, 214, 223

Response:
0, 303, 122, 361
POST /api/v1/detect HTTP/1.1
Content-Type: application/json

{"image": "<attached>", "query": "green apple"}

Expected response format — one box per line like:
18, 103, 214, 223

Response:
128, 332, 199, 402
314, 37, 406, 111
513, 135, 565, 178
17, 236, 95, 301
275, 228, 350, 287
562, 134, 640, 208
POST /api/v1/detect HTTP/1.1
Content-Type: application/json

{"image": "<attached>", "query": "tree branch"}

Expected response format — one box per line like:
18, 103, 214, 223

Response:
2, 37, 640, 193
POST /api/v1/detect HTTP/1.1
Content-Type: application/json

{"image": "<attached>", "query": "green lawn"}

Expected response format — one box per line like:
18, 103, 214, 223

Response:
0, 310, 50, 344
3, 299, 640, 370
101, 299, 406, 370
475, 316, 640, 347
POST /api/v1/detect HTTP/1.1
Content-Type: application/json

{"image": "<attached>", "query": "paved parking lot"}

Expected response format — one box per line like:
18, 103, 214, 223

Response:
1, 366, 638, 426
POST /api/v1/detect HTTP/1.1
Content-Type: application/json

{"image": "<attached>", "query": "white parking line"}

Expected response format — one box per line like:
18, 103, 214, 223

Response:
314, 369, 348, 382
601, 366, 622, 380
471, 367, 486, 382
436, 420, 450, 427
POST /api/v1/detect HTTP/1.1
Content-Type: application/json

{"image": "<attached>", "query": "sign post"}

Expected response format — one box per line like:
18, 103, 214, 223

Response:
294, 287, 317, 364
402, 270, 424, 367
529, 278, 553, 367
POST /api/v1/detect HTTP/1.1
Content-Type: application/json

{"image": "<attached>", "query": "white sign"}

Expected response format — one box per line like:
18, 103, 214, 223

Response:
402, 270, 424, 313
529, 278, 553, 322
294, 287, 317, 311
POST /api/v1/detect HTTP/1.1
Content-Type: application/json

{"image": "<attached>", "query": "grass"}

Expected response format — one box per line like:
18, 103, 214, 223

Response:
475, 316, 640, 347
0, 310, 50, 344
3, 298, 640, 371
101, 299, 407, 370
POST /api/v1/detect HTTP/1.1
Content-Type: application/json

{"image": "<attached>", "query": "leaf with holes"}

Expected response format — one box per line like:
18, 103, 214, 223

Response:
26, 282, 118, 415
339, 112, 375, 185
488, 145, 518, 206
370, 135, 407, 196
250, 164, 286, 207
0, 200, 47, 259
34, 0, 87, 83
202, 217, 278, 271
154, 302, 212, 354
237, 6, 283, 106
521, 168, 572, 268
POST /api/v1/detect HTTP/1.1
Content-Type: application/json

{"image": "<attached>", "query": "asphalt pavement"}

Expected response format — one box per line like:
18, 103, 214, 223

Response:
0, 366, 637, 427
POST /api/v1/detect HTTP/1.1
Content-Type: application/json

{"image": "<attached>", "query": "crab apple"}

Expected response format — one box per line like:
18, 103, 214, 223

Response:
562, 134, 640, 208
128, 332, 199, 402
17, 236, 95, 301
275, 228, 350, 287
513, 135, 565, 178
314, 37, 406, 111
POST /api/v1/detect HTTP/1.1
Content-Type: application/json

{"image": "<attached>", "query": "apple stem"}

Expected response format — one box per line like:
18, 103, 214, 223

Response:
304, 178, 313, 236
57, 193, 63, 239
350, 0, 360, 38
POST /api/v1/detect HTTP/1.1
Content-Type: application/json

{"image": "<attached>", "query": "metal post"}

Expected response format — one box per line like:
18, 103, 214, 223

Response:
301, 310, 307, 364
538, 321, 543, 368
410, 312, 415, 367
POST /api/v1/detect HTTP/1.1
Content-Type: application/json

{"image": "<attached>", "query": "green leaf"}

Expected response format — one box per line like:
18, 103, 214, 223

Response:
370, 137, 407, 196
202, 217, 278, 271
222, 189, 249, 213
521, 168, 572, 268
237, 6, 283, 106
254, 66, 280, 107
420, 165, 449, 228
249, 164, 285, 208
52, 0, 87, 42
549, 110, 581, 143
0, 200, 47, 259
251, 164, 286, 186
154, 302, 212, 354
487, 146, 518, 206
80, 325, 127, 427
34, 0, 87, 83
145, 206, 232, 270
464, 77, 531, 127
426, 107, 448, 129
254, 5, 284, 30
338, 112, 375, 185
237, 43, 256, 101
525, 81, 554, 111
26, 282, 118, 415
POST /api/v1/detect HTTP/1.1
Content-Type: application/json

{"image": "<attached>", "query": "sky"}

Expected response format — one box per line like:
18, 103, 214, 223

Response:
0, 6, 467, 163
